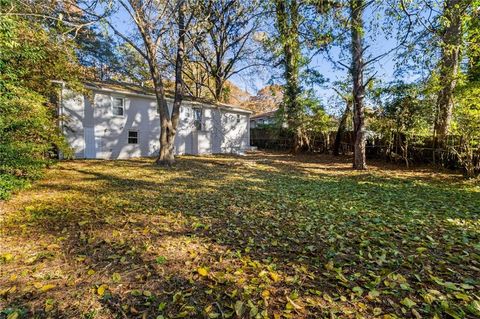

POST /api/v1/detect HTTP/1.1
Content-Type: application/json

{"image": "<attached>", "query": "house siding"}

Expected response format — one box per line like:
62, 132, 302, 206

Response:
61, 88, 250, 159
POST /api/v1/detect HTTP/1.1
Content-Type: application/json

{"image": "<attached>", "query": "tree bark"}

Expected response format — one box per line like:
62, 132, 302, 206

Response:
156, 0, 186, 166
214, 75, 223, 102
126, 0, 175, 165
333, 99, 352, 156
275, 0, 307, 154
434, 0, 463, 145
350, 0, 367, 169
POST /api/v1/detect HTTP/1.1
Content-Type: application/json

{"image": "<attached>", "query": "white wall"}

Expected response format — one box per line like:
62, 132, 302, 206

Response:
62, 90, 85, 158
211, 109, 249, 154
62, 88, 250, 159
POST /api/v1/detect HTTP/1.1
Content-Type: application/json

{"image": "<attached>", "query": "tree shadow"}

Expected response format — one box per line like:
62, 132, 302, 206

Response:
1, 153, 479, 318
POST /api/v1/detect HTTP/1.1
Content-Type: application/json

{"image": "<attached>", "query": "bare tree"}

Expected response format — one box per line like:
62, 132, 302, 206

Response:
321, 0, 414, 169
191, 0, 262, 102
64, 0, 192, 165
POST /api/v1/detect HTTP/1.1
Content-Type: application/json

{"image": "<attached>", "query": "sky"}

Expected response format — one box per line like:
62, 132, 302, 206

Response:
230, 42, 400, 115
224, 5, 404, 115
107, 2, 406, 116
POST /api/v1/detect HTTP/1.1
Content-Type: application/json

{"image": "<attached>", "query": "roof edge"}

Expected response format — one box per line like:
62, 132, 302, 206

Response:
83, 81, 252, 114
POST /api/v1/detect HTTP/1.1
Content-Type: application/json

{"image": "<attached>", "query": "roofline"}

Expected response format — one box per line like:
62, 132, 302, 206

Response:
251, 110, 277, 119
83, 83, 252, 115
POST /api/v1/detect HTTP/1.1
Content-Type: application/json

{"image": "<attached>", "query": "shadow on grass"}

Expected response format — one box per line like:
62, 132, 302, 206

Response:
1, 154, 479, 318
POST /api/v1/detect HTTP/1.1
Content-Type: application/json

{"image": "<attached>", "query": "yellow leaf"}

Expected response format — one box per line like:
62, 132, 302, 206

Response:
286, 296, 303, 310
269, 272, 280, 282
198, 267, 208, 277
112, 272, 121, 283
7, 312, 19, 319
97, 284, 108, 296
262, 290, 270, 299
0, 288, 10, 296
87, 269, 95, 276
45, 298, 54, 312
325, 260, 334, 271
47, 244, 60, 250
39, 284, 56, 292
2, 253, 14, 262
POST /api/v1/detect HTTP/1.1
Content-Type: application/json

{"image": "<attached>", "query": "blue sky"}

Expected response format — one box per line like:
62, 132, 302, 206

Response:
226, 5, 403, 115
107, 3, 403, 115
229, 42, 399, 115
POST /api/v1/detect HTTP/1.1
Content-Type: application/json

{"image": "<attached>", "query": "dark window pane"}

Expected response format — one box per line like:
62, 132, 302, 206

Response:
113, 106, 124, 116
128, 131, 138, 144
113, 98, 123, 107
193, 108, 202, 130
112, 98, 124, 116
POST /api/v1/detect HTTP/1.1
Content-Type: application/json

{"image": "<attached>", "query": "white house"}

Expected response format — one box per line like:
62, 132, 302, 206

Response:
59, 81, 252, 159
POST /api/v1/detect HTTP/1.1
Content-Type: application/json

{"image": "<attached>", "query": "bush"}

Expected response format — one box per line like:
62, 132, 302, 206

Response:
0, 13, 77, 199
0, 174, 28, 200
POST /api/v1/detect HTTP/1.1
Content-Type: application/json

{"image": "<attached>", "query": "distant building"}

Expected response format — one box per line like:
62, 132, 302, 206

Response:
250, 110, 277, 128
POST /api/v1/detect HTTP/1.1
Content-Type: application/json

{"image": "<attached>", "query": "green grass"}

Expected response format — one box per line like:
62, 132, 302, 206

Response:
0, 174, 29, 200
0, 153, 479, 318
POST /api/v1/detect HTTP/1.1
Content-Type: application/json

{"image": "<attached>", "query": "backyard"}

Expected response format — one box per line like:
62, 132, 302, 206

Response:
0, 153, 479, 319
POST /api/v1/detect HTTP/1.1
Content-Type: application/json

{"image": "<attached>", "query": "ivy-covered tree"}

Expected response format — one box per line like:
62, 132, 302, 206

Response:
267, 0, 333, 153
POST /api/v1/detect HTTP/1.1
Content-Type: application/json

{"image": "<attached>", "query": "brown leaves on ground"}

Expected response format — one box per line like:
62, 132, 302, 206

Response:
0, 152, 479, 318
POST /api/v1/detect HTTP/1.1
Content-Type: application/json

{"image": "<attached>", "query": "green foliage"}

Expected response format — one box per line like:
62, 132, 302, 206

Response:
302, 91, 333, 134
0, 174, 28, 200
465, 4, 480, 81
453, 81, 480, 143
451, 80, 480, 177
0, 12, 76, 198
370, 82, 433, 139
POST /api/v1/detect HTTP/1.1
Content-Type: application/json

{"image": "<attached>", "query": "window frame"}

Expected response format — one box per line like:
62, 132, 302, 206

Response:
127, 130, 138, 144
111, 96, 125, 117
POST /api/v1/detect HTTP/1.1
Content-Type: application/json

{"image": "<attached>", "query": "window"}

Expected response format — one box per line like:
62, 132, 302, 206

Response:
236, 114, 241, 124
112, 97, 124, 116
193, 108, 202, 130
128, 131, 138, 144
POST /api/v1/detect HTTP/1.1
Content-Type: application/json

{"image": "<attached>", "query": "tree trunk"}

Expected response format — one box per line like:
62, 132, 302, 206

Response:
350, 0, 367, 169
156, 0, 187, 166
214, 75, 223, 102
275, 0, 306, 154
151, 63, 176, 166
434, 0, 463, 145
333, 99, 352, 156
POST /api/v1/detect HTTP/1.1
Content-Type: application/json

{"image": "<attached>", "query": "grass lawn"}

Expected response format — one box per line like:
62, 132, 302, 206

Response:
0, 153, 479, 319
